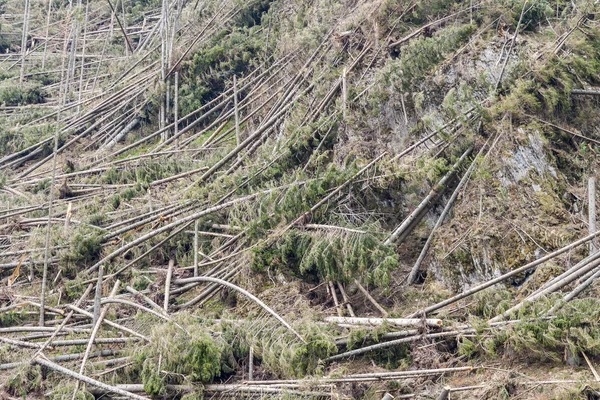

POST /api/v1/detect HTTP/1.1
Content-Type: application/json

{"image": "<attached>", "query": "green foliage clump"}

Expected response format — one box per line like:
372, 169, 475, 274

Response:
239, 164, 355, 239
506, 0, 553, 31
441, 83, 479, 122
132, 315, 234, 396
0, 85, 45, 106
63, 228, 103, 269
86, 213, 105, 226
381, 23, 475, 91
7, 365, 43, 397
0, 310, 25, 327
345, 325, 411, 369
252, 230, 399, 286
233, 0, 272, 27
181, 392, 205, 400
32, 178, 51, 194
270, 116, 339, 177
414, 155, 450, 183
103, 161, 182, 185
180, 25, 265, 115
64, 275, 90, 300
496, 22, 600, 119
176, 0, 271, 115
470, 288, 513, 319
379, 0, 457, 28
247, 319, 338, 378
127, 0, 161, 22
132, 274, 150, 291
0, 123, 55, 157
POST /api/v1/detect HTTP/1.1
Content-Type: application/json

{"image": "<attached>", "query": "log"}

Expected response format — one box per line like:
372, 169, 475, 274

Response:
87, 383, 329, 397
245, 366, 475, 384
93, 265, 104, 325
590, 177, 597, 254
326, 330, 476, 362
385, 148, 472, 245
330, 281, 343, 317
125, 286, 165, 315
248, 345, 254, 381
490, 256, 600, 322
354, 279, 388, 317
411, 230, 600, 317
337, 282, 355, 317
437, 387, 450, 400
324, 316, 442, 328
88, 192, 265, 272
104, 117, 140, 149
571, 89, 600, 96
194, 220, 199, 277
534, 249, 600, 295
98, 298, 170, 321
408, 141, 487, 284
557, 263, 600, 306
164, 257, 174, 311
0, 350, 117, 371
34, 283, 94, 356
495, 0, 528, 90
34, 357, 148, 400
335, 329, 419, 346
67, 304, 149, 341
79, 281, 121, 377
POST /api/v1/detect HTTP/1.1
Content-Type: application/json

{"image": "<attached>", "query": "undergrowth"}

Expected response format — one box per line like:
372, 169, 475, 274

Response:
459, 297, 600, 362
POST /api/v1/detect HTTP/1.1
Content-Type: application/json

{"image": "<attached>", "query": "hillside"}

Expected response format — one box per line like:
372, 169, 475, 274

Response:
1, 0, 600, 398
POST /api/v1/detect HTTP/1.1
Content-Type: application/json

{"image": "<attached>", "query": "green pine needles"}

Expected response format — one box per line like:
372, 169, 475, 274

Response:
132, 316, 232, 396
252, 230, 399, 286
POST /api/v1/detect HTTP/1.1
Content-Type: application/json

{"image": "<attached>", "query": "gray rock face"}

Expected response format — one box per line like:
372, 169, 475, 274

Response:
498, 130, 557, 187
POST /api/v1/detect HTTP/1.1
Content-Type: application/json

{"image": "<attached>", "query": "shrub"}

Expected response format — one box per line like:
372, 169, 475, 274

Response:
0, 85, 45, 106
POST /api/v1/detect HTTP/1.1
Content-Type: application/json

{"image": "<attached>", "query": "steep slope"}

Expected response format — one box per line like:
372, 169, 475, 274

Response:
1, 0, 600, 399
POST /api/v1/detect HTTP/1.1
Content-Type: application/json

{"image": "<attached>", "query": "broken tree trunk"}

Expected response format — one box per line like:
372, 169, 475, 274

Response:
490, 256, 600, 322
408, 142, 489, 284
590, 176, 597, 254
571, 89, 600, 96
325, 316, 443, 328
385, 147, 472, 245
164, 257, 174, 312
354, 279, 388, 316
77, 280, 121, 385
410, 230, 600, 316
